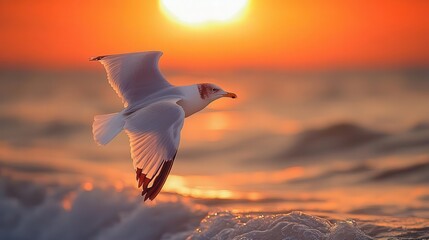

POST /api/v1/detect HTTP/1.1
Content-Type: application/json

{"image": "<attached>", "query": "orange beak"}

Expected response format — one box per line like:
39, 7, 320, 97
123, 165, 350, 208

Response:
223, 92, 237, 99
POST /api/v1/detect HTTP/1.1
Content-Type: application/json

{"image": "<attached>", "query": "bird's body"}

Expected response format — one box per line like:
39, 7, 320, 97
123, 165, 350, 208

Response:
122, 85, 210, 118
91, 51, 236, 201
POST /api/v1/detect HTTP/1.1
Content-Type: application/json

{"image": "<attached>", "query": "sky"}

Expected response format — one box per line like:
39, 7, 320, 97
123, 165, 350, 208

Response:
1, 0, 429, 71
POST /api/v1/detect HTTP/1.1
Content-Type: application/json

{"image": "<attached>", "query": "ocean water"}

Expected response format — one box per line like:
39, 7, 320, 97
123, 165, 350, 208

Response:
0, 181, 427, 239
0, 69, 428, 239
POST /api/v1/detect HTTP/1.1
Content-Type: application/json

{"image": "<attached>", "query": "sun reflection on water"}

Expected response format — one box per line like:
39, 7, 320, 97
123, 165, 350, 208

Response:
163, 175, 234, 199
61, 192, 76, 211
207, 112, 229, 130
82, 182, 93, 191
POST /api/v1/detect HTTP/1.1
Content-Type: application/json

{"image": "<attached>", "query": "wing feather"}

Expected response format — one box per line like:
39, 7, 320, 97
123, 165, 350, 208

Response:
124, 100, 184, 200
91, 51, 172, 107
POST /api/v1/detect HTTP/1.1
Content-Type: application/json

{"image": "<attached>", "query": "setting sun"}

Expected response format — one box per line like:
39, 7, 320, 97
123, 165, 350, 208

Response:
160, 0, 248, 25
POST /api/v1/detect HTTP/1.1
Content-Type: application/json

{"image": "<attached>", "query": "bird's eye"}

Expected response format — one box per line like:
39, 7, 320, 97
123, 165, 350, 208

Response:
212, 88, 219, 93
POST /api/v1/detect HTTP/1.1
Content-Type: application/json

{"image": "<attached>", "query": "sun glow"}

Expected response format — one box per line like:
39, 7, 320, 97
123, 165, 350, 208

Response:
82, 182, 93, 191
163, 175, 234, 199
160, 0, 248, 25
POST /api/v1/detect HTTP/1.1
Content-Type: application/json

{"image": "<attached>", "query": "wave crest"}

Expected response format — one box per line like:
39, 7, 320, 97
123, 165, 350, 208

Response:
187, 211, 371, 240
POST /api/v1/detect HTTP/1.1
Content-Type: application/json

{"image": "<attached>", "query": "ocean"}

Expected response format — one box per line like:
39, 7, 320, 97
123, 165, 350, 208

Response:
0, 69, 428, 239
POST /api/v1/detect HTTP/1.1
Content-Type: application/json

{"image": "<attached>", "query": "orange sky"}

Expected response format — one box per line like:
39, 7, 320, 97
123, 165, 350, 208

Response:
1, 0, 428, 70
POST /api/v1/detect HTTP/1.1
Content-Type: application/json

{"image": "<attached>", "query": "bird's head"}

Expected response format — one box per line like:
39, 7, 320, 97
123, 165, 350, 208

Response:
197, 83, 237, 102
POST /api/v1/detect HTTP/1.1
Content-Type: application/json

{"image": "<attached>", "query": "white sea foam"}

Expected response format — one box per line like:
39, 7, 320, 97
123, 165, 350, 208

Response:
187, 211, 372, 240
1, 177, 429, 239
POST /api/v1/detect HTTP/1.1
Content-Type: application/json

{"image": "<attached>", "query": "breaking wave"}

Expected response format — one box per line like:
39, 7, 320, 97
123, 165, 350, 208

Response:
187, 211, 372, 240
1, 176, 428, 240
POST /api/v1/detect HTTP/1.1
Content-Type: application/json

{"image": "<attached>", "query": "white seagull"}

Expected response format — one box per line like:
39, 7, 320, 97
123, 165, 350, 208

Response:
90, 51, 237, 201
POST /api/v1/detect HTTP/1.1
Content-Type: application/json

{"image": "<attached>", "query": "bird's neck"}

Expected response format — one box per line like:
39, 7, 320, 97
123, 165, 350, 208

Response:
177, 85, 209, 118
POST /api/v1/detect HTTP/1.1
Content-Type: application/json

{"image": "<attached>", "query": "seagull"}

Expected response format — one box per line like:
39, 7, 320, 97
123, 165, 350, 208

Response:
90, 51, 237, 201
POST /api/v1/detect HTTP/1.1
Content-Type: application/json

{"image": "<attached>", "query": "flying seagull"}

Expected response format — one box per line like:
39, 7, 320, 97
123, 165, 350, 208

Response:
90, 51, 237, 201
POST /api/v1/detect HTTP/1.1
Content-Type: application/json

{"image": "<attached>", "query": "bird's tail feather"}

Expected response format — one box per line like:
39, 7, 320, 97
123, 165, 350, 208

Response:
93, 113, 125, 145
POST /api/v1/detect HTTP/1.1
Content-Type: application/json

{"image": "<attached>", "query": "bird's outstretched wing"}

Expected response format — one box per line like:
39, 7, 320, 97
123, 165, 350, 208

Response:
124, 99, 184, 201
90, 51, 172, 107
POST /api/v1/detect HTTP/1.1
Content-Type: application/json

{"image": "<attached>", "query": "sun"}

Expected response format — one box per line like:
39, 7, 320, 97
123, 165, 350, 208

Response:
160, 0, 249, 25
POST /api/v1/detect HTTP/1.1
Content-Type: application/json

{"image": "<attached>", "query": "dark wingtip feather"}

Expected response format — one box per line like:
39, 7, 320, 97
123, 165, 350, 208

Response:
137, 152, 178, 201
136, 168, 142, 181
137, 175, 145, 188
147, 153, 177, 200
89, 55, 107, 61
